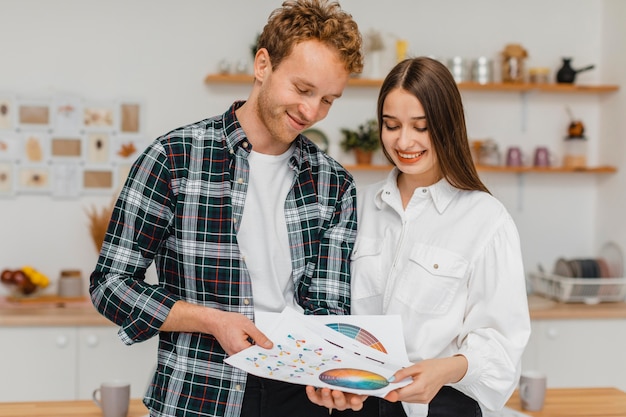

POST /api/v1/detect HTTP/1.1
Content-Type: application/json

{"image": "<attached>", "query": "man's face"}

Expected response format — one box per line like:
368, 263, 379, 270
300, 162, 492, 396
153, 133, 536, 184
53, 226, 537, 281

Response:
255, 40, 350, 148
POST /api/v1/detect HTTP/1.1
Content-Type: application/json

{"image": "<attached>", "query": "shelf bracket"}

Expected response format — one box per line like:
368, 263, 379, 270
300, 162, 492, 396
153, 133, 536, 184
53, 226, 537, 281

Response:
516, 172, 525, 211
520, 91, 529, 133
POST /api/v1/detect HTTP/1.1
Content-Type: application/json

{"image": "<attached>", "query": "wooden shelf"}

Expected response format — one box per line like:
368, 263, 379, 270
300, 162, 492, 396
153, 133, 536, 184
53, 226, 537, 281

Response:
344, 164, 617, 174
204, 74, 619, 93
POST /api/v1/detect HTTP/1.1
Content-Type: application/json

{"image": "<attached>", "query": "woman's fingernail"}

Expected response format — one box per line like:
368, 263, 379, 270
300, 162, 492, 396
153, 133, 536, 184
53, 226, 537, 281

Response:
387, 375, 396, 382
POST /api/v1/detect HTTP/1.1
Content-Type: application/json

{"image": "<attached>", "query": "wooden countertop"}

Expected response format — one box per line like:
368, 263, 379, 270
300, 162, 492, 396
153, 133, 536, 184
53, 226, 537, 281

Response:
1, 294, 626, 327
506, 387, 626, 416
0, 388, 625, 416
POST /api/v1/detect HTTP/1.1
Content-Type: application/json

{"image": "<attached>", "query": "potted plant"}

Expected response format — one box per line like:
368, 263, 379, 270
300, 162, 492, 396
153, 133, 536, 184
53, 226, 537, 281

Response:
340, 119, 380, 165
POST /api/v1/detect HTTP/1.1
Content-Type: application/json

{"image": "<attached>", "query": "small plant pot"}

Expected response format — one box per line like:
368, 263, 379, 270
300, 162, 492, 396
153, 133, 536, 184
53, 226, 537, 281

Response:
354, 149, 373, 165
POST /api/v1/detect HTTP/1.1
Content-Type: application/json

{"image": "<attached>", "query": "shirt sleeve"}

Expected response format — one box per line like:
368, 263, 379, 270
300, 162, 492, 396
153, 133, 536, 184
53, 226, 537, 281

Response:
299, 175, 357, 316
89, 140, 180, 345
451, 215, 531, 410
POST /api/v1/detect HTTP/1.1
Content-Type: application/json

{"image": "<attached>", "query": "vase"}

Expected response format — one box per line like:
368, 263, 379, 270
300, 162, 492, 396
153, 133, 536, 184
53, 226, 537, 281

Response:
354, 149, 373, 165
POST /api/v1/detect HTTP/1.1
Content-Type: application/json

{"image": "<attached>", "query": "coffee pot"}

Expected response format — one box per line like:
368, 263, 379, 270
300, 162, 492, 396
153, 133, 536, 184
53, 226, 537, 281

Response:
556, 58, 595, 84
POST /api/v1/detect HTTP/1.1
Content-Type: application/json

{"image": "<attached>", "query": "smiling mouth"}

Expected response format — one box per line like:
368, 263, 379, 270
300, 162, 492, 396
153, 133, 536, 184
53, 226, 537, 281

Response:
398, 150, 426, 160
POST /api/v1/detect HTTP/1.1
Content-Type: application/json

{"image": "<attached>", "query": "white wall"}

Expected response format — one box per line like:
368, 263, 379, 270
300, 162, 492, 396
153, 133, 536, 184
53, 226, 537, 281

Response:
0, 0, 623, 296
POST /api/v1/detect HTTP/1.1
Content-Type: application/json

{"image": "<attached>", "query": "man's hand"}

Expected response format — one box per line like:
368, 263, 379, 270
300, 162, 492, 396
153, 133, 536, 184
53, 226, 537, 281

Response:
161, 301, 272, 355
305, 386, 368, 412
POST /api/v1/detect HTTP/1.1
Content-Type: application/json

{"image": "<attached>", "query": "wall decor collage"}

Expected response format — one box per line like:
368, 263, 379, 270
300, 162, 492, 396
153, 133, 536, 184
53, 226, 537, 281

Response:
0, 92, 146, 198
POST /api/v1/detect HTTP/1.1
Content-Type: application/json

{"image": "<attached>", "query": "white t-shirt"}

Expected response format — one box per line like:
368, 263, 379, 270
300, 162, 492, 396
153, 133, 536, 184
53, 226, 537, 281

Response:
238, 146, 300, 314
351, 169, 531, 415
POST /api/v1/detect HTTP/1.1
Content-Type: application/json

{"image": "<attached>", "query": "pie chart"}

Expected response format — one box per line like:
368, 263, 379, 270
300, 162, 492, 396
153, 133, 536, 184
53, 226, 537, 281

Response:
325, 323, 387, 353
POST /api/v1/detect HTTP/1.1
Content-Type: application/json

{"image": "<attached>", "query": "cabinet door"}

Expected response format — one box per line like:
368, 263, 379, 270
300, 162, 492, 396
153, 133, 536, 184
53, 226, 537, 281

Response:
0, 327, 77, 401
529, 319, 626, 391
77, 326, 159, 399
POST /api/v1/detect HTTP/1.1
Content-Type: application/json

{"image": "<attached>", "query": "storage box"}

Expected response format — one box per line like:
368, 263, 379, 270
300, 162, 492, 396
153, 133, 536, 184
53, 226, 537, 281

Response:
530, 272, 626, 304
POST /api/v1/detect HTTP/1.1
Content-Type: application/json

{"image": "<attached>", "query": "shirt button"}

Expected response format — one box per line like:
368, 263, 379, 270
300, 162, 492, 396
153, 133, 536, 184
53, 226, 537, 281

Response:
243, 298, 250, 305
233, 218, 238, 224
237, 178, 244, 184
235, 384, 242, 391
433, 264, 439, 269
242, 141, 249, 148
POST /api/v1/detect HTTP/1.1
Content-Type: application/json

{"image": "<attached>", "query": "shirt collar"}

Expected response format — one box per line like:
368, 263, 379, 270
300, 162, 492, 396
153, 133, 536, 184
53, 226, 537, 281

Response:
374, 167, 460, 214
223, 100, 306, 170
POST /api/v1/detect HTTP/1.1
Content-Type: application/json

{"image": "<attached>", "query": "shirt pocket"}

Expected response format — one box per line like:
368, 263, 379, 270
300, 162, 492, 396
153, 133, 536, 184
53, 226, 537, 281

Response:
395, 243, 468, 315
350, 236, 385, 300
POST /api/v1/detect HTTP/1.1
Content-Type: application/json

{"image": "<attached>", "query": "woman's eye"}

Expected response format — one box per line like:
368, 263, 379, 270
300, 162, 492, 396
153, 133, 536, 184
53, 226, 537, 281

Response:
416, 126, 428, 132
384, 124, 399, 131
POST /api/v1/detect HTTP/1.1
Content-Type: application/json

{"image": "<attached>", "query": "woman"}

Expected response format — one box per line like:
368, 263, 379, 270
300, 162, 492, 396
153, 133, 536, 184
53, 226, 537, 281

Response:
307, 57, 531, 416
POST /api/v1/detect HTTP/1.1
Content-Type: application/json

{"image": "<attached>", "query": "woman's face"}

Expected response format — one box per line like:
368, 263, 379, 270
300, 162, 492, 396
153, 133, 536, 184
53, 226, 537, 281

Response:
381, 88, 441, 187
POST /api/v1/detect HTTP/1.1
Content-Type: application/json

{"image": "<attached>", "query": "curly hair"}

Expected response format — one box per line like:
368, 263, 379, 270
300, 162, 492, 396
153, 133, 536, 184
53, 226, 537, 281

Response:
257, 0, 363, 74
377, 57, 490, 194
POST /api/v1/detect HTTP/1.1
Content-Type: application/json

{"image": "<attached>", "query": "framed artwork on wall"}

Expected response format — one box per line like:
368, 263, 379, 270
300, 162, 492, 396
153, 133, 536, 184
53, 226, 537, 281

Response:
21, 131, 50, 163
118, 99, 143, 135
0, 161, 16, 197
50, 135, 84, 160
112, 135, 145, 163
83, 101, 116, 131
51, 162, 82, 198
53, 94, 84, 134
17, 98, 53, 131
0, 135, 20, 161
0, 93, 17, 131
82, 167, 115, 194
17, 164, 51, 193
85, 131, 111, 164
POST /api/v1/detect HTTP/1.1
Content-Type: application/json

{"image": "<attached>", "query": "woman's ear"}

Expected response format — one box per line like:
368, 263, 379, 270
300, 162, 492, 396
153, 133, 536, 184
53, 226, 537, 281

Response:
253, 48, 272, 82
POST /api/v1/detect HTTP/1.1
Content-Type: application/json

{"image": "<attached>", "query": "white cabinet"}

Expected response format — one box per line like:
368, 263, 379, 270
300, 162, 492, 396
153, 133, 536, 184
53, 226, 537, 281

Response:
0, 327, 77, 401
523, 319, 626, 391
0, 326, 158, 402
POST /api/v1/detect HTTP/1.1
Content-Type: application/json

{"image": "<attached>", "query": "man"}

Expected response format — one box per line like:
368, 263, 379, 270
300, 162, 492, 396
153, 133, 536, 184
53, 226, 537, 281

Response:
89, 1, 363, 416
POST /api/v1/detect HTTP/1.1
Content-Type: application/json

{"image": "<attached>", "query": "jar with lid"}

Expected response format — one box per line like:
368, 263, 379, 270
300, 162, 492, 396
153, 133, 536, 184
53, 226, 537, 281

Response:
529, 67, 550, 84
58, 269, 84, 298
478, 139, 501, 166
563, 136, 587, 169
501, 44, 528, 83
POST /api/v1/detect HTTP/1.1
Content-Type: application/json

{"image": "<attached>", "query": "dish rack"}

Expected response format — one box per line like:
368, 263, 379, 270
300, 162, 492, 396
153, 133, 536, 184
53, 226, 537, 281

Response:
530, 272, 626, 304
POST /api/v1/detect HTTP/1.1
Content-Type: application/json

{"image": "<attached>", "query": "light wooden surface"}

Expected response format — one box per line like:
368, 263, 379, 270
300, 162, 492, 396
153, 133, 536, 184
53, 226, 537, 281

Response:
506, 387, 626, 416
0, 398, 147, 417
2, 294, 626, 326
0, 388, 624, 416
343, 164, 617, 174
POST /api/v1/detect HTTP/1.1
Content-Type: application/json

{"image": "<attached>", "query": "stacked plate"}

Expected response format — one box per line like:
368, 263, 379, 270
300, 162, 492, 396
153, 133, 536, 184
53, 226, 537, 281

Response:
553, 242, 623, 278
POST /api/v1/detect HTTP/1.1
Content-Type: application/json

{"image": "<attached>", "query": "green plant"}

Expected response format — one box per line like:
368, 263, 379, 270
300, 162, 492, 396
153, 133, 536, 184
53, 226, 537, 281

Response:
340, 119, 380, 152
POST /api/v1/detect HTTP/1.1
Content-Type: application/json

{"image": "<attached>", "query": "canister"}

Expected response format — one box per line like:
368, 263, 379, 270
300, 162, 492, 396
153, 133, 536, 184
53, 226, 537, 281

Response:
563, 137, 587, 169
447, 57, 470, 83
58, 269, 83, 297
471, 57, 493, 84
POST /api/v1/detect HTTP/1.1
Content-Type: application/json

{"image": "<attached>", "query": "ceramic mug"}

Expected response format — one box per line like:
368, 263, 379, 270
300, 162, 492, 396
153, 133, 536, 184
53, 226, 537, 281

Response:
92, 380, 130, 417
506, 146, 524, 167
533, 146, 551, 167
519, 370, 547, 411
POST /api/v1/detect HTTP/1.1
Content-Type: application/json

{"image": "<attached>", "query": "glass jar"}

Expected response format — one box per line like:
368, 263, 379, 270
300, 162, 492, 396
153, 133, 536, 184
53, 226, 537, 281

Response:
563, 137, 587, 169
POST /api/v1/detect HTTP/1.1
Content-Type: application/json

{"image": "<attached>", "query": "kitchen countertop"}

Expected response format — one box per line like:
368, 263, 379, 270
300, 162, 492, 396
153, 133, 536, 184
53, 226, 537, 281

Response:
1, 294, 626, 327
0, 388, 625, 417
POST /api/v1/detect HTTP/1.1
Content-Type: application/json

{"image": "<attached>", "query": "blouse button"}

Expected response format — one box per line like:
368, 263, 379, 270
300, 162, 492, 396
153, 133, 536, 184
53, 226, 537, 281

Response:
422, 189, 428, 193
433, 263, 439, 269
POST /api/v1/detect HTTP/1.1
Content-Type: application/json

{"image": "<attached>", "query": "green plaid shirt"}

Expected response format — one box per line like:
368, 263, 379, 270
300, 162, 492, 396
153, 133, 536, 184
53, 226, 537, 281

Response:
90, 101, 357, 417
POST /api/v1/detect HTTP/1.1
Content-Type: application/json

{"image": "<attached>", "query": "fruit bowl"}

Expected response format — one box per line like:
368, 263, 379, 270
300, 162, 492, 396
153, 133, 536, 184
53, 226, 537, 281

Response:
1, 267, 50, 298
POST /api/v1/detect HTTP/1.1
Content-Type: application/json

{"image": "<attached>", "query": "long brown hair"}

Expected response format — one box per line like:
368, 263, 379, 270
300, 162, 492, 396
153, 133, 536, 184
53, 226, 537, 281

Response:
377, 57, 489, 193
258, 0, 363, 74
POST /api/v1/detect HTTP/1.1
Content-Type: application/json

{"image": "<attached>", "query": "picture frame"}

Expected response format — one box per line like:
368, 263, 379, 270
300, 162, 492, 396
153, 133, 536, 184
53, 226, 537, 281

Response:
117, 99, 143, 135
83, 101, 116, 131
52, 94, 84, 134
111, 135, 145, 163
17, 164, 52, 194
0, 161, 16, 197
17, 98, 53, 131
0, 92, 17, 131
0, 135, 21, 161
21, 131, 50, 163
84, 131, 112, 164
81, 167, 116, 194
50, 134, 84, 160
50, 162, 82, 198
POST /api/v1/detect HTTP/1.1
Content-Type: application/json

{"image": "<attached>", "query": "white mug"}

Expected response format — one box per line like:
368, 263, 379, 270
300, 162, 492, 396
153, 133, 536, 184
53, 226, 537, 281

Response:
519, 370, 547, 411
92, 380, 130, 417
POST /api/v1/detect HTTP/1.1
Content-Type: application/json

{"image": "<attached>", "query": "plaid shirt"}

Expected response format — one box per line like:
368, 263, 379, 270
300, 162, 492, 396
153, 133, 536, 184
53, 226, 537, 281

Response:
90, 101, 357, 417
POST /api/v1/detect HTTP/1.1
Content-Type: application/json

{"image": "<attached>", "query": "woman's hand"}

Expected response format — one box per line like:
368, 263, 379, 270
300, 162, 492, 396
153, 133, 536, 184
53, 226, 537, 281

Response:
305, 386, 369, 411
385, 356, 468, 404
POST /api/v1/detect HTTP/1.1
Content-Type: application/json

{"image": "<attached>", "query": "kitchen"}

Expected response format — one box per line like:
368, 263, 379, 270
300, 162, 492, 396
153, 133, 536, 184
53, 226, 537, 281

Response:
1, 0, 626, 414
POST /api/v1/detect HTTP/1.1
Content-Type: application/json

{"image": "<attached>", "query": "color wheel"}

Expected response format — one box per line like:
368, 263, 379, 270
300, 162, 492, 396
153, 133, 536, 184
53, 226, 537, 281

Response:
325, 323, 387, 353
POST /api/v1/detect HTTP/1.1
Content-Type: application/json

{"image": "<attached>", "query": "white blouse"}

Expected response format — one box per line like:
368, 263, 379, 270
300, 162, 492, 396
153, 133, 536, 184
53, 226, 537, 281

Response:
351, 169, 531, 414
